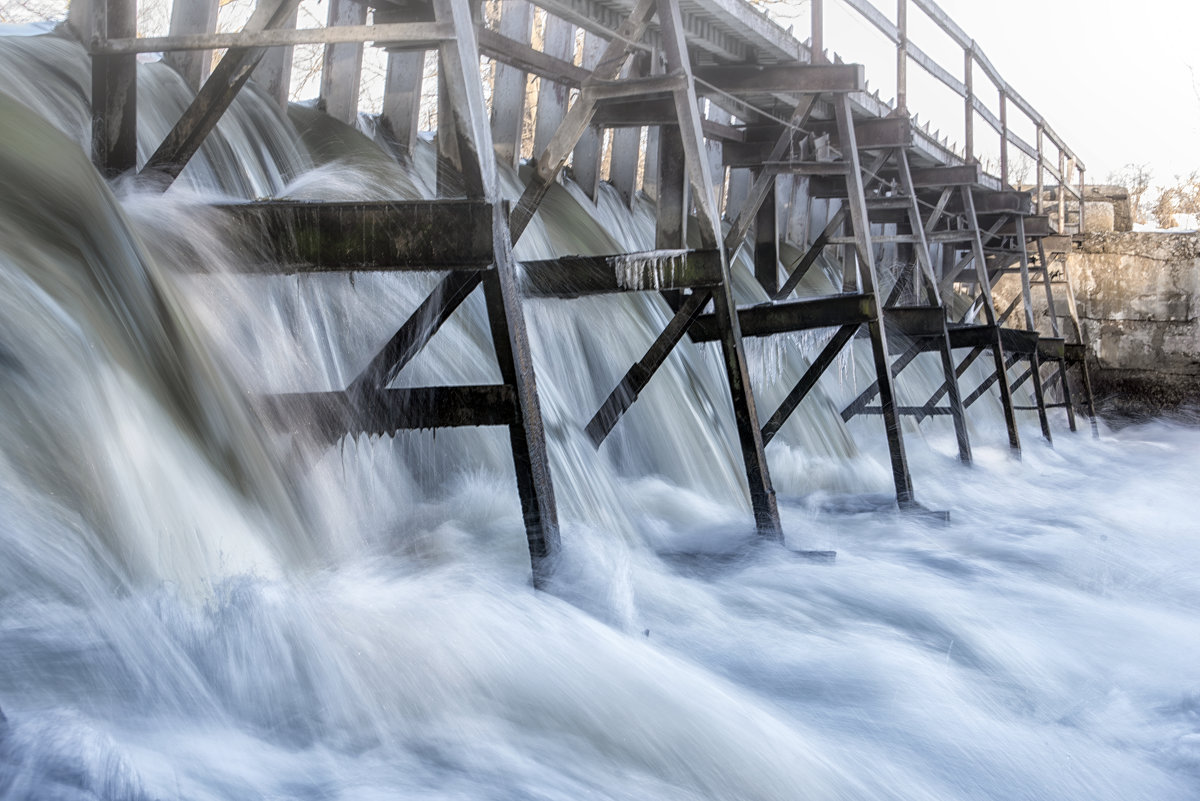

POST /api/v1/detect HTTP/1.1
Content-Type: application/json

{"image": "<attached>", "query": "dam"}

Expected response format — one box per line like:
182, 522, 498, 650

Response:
0, 1, 1197, 800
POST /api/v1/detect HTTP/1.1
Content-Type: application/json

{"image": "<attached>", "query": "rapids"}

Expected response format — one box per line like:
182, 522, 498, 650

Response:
1, 28, 1198, 801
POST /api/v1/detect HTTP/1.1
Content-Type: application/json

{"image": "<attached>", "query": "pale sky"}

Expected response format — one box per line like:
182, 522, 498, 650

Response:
769, 0, 1200, 186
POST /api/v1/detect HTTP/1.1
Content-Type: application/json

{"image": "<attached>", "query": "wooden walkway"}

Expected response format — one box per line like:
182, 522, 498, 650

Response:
76, 0, 1096, 585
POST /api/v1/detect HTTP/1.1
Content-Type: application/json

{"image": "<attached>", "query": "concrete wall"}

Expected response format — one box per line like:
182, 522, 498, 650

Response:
1067, 232, 1200, 416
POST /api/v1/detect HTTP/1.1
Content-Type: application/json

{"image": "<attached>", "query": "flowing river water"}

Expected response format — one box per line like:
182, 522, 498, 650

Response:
0, 29, 1198, 801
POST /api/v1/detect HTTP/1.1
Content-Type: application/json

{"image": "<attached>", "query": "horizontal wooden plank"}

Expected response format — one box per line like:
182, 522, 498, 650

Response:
693, 63, 865, 95
582, 72, 688, 101
521, 250, 724, 297
216, 201, 495, 272
477, 27, 591, 87
262, 385, 518, 441
811, 117, 912, 149
910, 164, 981, 187
690, 293, 878, 341
884, 306, 948, 338
92, 21, 454, 54
1037, 337, 1066, 361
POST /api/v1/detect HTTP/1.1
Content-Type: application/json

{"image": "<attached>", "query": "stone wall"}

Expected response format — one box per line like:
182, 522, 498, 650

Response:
1066, 232, 1200, 416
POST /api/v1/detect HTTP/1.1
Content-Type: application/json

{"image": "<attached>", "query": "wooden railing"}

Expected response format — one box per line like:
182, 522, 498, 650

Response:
814, 0, 1085, 233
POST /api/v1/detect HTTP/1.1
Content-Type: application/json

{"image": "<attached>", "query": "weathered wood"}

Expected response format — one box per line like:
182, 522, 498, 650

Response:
321, 0, 369, 125
478, 24, 591, 88
571, 32, 606, 199
910, 164, 982, 187
586, 289, 712, 447
482, 205, 561, 584
263, 386, 518, 439
690, 293, 878, 341
656, 125, 688, 248
252, 6, 297, 110
836, 94, 915, 506
216, 200, 495, 271
754, 177, 778, 295
431, 0, 493, 200
165, 0, 219, 91
761, 324, 859, 445
509, 0, 657, 243
489, 0, 534, 168
381, 50, 425, 155
775, 208, 846, 300
93, 21, 454, 53
534, 16, 577, 155
520, 251, 724, 297
658, 0, 780, 539
350, 270, 483, 394
92, 0, 138, 177
139, 0, 304, 184
692, 63, 865, 95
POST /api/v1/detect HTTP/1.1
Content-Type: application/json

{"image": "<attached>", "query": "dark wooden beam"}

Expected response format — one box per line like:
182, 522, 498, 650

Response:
263, 386, 518, 441
761, 323, 859, 445
693, 63, 866, 95
690, 293, 878, 342
477, 25, 591, 88
92, 0, 139, 177
139, 0, 304, 184
520, 251, 724, 298
215, 200, 495, 271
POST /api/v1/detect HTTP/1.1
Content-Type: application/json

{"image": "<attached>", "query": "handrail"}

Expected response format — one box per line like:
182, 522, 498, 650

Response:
813, 0, 1086, 232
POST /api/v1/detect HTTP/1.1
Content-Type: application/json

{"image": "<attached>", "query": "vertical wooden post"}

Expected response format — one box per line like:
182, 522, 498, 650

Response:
433, 0, 560, 583
656, 127, 688, 249
963, 47, 974, 162
320, 0, 368, 125
896, 0, 908, 111
1078, 166, 1086, 232
1035, 125, 1045, 214
754, 177, 779, 295
610, 54, 649, 206
165, 0, 220, 91
382, 50, 426, 156
253, 7, 297, 110
572, 32, 606, 199
639, 47, 664, 200
999, 89, 1008, 186
1057, 149, 1067, 234
657, 0, 781, 538
961, 186, 1022, 452
92, 0, 138, 177
811, 0, 824, 62
67, 0, 92, 40
836, 95, 915, 506
491, 0, 533, 168
534, 16, 576, 154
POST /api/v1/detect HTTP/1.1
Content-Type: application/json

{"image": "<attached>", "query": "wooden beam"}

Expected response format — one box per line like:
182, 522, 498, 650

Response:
692, 63, 865, 95
139, 0, 304, 184
690, 293, 878, 341
321, 0, 369, 125
252, 6, 297, 110
92, 0, 138, 177
477, 25, 591, 88
571, 31, 606, 200
519, 251, 724, 297
215, 200, 495, 271
263, 386, 518, 440
509, 0, 656, 243
381, 49, 425, 155
533, 16, 576, 155
488, 1, 533, 168
586, 289, 712, 447
94, 21, 454, 53
761, 324, 859, 445
164, 0, 219, 91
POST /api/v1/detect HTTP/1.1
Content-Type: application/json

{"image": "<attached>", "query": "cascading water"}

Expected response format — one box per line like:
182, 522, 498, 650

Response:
1, 27, 1199, 801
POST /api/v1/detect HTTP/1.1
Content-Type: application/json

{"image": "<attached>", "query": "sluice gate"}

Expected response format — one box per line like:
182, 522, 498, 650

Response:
76, 0, 1095, 585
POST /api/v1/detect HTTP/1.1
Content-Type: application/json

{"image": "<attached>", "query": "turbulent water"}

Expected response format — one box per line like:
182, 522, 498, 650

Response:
1, 29, 1199, 801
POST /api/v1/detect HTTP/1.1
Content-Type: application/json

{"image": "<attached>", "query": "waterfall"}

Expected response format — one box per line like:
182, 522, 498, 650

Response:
1, 29, 1198, 801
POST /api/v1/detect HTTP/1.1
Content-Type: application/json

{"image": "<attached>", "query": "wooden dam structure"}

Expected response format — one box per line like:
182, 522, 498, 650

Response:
75, 0, 1095, 586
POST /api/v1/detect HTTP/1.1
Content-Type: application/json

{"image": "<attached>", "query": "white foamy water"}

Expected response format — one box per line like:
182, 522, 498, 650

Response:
0, 31, 1198, 801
